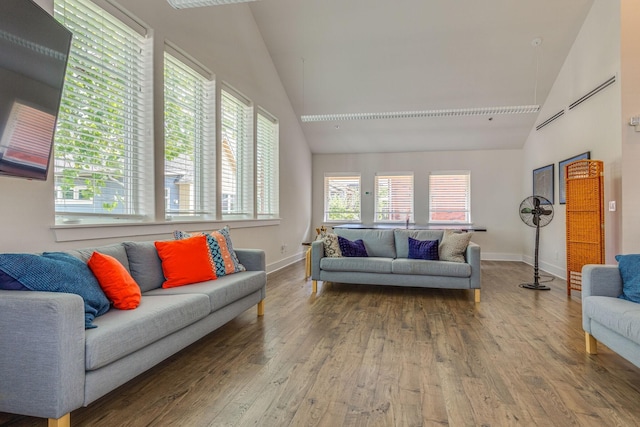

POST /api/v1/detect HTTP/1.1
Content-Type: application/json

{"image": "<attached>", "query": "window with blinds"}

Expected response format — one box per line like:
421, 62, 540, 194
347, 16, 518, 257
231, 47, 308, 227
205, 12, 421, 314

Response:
375, 172, 414, 222
164, 50, 215, 220
429, 171, 471, 223
53, 0, 152, 223
220, 88, 253, 218
324, 174, 361, 222
256, 110, 279, 218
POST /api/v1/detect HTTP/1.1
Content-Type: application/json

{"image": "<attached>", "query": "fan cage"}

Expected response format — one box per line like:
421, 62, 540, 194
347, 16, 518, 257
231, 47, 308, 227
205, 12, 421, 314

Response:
565, 159, 604, 295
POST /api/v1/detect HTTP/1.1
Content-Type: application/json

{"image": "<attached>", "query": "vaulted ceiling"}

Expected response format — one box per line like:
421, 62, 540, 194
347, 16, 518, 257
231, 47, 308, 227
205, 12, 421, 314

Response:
249, 0, 595, 154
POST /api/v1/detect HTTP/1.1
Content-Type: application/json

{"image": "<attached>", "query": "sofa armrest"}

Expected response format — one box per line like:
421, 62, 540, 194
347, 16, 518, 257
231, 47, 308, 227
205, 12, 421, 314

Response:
466, 242, 481, 289
0, 290, 85, 419
235, 249, 266, 272
310, 240, 324, 279
582, 264, 622, 299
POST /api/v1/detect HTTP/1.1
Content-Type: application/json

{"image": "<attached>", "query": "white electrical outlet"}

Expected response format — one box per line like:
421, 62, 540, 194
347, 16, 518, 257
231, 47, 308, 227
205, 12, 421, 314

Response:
609, 201, 616, 212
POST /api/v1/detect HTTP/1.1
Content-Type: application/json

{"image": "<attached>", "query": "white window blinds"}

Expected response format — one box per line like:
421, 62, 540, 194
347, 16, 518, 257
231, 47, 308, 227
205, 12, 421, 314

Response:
256, 110, 279, 218
429, 171, 471, 223
324, 174, 361, 222
375, 172, 414, 222
164, 50, 215, 220
53, 0, 152, 222
220, 88, 253, 218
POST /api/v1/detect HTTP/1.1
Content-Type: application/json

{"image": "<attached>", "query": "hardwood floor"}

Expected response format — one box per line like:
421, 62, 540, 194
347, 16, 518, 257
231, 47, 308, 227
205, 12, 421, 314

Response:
2, 261, 640, 426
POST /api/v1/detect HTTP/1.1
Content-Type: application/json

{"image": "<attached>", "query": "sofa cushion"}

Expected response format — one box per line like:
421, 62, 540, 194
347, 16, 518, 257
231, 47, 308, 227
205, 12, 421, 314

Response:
392, 258, 471, 277
143, 270, 266, 312
439, 230, 473, 263
334, 229, 396, 258
88, 252, 141, 310
65, 243, 130, 271
85, 293, 210, 370
394, 230, 444, 258
174, 226, 246, 277
408, 237, 439, 261
583, 296, 640, 344
320, 233, 342, 257
338, 236, 368, 257
320, 257, 392, 274
155, 236, 217, 288
616, 254, 640, 303
0, 252, 111, 329
123, 241, 165, 292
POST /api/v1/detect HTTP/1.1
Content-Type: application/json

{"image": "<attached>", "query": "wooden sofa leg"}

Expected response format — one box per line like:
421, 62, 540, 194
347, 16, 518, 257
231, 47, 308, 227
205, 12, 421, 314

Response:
474, 289, 480, 303
49, 413, 70, 427
312, 280, 318, 293
585, 332, 598, 354
257, 300, 265, 316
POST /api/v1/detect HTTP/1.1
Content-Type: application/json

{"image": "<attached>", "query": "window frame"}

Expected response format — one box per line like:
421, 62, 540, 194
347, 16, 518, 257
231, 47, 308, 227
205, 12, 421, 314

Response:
256, 108, 279, 219
163, 46, 216, 221
220, 85, 254, 220
374, 172, 414, 223
324, 173, 362, 223
53, 0, 153, 225
428, 171, 471, 224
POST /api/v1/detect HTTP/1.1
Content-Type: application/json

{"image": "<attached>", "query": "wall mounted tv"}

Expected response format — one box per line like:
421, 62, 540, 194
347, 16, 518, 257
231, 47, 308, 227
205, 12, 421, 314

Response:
0, 0, 72, 180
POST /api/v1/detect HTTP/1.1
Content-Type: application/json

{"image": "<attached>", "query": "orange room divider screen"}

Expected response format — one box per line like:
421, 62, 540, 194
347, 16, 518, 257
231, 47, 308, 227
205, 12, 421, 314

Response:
565, 159, 605, 296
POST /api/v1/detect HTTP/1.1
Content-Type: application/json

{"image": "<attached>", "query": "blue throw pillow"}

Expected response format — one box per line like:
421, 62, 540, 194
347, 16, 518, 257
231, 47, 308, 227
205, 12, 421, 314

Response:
338, 236, 368, 257
616, 254, 640, 303
408, 237, 440, 261
0, 252, 111, 328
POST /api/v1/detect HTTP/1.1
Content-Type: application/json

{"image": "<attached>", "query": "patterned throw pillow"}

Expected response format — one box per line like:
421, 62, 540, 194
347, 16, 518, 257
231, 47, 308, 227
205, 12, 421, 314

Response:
338, 236, 368, 257
174, 226, 246, 277
408, 237, 439, 261
439, 229, 473, 263
320, 232, 342, 258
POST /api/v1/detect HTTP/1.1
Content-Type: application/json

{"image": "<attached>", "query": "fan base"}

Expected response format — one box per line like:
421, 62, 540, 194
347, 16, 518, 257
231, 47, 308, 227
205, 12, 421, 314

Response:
520, 283, 551, 290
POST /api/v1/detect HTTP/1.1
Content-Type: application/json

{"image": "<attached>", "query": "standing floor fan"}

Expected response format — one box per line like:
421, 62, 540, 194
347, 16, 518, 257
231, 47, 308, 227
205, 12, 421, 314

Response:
519, 196, 554, 290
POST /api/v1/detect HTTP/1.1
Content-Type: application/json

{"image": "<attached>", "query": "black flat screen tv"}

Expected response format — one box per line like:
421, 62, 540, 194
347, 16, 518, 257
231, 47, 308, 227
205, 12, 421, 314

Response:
0, 0, 72, 180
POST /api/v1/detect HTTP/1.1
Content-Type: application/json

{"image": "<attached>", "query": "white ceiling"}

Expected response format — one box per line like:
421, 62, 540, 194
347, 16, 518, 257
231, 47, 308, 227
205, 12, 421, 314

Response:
248, 0, 595, 154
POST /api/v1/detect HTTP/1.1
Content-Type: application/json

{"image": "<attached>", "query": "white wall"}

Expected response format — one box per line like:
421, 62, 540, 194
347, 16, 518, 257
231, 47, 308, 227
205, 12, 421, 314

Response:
521, 0, 622, 277
620, 0, 640, 254
312, 150, 524, 260
0, 0, 312, 272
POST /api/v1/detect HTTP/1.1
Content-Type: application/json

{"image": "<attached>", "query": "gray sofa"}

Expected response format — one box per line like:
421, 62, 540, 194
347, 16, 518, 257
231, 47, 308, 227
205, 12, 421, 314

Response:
311, 228, 481, 301
0, 241, 266, 427
582, 264, 640, 368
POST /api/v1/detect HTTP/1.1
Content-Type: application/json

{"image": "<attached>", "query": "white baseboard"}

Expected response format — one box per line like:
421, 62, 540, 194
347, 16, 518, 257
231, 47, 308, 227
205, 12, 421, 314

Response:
481, 252, 523, 262
267, 251, 304, 274
521, 255, 566, 280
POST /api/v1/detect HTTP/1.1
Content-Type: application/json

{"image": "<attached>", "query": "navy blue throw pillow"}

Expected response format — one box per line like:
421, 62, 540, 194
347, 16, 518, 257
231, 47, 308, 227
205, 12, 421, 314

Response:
616, 254, 640, 303
0, 269, 28, 290
338, 236, 368, 257
408, 237, 439, 261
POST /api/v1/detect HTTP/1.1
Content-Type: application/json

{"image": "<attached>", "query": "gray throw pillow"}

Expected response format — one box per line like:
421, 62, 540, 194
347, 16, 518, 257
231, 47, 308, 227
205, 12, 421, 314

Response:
439, 230, 472, 263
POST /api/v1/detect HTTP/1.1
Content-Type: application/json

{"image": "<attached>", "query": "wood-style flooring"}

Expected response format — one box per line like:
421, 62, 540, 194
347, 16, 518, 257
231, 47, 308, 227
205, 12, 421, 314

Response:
2, 260, 640, 426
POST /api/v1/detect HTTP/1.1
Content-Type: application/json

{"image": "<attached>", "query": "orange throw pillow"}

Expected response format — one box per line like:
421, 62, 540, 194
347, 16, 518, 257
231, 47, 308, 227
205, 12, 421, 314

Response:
88, 252, 141, 310
154, 235, 216, 288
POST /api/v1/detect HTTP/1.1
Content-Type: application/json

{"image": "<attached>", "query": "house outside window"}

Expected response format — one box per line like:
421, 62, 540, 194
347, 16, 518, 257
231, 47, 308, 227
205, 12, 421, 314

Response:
324, 174, 361, 222
429, 171, 471, 223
